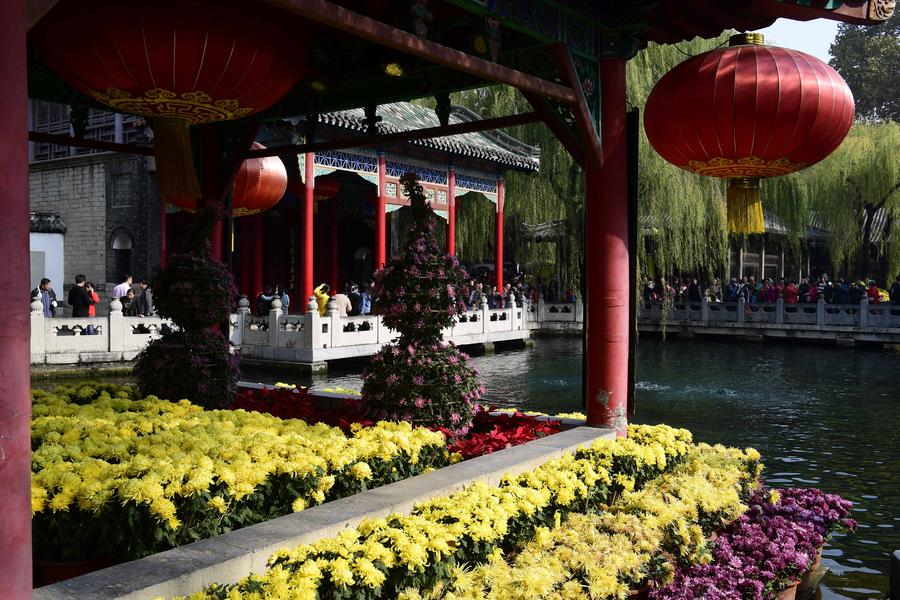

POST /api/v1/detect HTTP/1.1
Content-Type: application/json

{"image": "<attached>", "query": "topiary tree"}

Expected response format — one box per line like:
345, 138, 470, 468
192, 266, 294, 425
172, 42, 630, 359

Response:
134, 243, 239, 409
362, 172, 484, 434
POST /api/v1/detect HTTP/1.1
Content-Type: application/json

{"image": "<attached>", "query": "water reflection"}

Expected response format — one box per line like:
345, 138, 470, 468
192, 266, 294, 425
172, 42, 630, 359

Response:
248, 336, 900, 600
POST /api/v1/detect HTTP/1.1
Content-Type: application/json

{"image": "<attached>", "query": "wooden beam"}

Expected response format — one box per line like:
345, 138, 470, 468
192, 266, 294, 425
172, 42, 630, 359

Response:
749, 0, 883, 24
28, 131, 154, 155
549, 43, 603, 170
258, 0, 578, 105
521, 91, 585, 168
243, 111, 543, 158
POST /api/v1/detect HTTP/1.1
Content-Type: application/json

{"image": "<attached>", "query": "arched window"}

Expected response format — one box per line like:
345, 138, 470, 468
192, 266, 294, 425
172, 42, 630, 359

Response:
110, 229, 133, 283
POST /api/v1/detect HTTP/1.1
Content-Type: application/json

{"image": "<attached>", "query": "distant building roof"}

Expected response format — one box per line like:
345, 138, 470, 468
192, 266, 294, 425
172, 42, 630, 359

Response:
30, 212, 66, 234
319, 103, 540, 172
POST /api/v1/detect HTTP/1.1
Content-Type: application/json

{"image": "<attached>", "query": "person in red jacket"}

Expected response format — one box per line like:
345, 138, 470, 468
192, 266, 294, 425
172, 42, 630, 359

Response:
783, 281, 799, 304
867, 280, 881, 303
86, 281, 100, 317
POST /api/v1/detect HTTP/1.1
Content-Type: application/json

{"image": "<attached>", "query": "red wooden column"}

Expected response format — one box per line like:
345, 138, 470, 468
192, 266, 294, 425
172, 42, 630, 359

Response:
302, 153, 315, 304
376, 152, 387, 269
252, 216, 264, 297
240, 220, 252, 295
585, 59, 629, 436
201, 126, 224, 261
447, 165, 456, 255
160, 198, 167, 268
0, 1, 32, 596
495, 176, 504, 290
329, 196, 340, 292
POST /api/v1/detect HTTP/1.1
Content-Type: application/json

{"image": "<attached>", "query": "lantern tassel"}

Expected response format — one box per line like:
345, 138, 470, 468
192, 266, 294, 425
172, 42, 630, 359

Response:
153, 118, 201, 207
726, 178, 765, 234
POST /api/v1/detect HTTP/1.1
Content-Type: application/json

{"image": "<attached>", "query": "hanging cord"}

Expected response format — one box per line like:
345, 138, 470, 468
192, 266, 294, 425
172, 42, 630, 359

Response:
673, 35, 731, 58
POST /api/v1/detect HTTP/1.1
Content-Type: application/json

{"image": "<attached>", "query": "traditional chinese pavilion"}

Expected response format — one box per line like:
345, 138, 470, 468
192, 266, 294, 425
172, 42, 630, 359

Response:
2, 1, 892, 594
225, 102, 539, 304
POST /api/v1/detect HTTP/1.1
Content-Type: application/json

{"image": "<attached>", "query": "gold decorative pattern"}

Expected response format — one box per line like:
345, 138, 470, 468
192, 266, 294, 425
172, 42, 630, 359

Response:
90, 88, 253, 124
686, 156, 807, 179
870, 0, 896, 20
232, 207, 262, 218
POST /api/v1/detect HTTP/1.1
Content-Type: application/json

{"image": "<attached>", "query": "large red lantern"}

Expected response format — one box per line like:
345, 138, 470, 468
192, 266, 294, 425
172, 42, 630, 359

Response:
167, 143, 287, 215
233, 143, 288, 217
313, 175, 341, 201
32, 0, 307, 202
644, 33, 854, 233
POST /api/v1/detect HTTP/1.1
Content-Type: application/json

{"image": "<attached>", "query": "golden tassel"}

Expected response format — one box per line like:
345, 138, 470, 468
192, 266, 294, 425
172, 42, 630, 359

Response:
726, 177, 765, 234
153, 118, 201, 209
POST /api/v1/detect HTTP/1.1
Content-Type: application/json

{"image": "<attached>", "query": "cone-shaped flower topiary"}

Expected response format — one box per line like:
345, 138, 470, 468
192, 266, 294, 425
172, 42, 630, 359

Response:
134, 242, 239, 409
362, 172, 483, 434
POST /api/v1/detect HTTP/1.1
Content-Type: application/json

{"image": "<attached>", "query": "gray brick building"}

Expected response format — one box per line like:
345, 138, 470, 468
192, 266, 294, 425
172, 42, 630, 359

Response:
28, 101, 163, 315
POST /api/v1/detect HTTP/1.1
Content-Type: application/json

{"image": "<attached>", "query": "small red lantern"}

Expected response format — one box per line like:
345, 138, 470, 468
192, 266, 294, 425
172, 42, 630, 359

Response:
644, 33, 854, 233
32, 0, 307, 202
232, 143, 288, 217
313, 175, 341, 201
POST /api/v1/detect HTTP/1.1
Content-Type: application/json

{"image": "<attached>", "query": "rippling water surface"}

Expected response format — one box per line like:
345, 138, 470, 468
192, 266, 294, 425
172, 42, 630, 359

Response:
258, 336, 900, 600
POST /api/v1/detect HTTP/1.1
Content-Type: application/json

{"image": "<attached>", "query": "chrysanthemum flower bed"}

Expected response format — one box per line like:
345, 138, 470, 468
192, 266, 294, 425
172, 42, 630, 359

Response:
181, 426, 854, 600
31, 384, 448, 562
180, 424, 697, 598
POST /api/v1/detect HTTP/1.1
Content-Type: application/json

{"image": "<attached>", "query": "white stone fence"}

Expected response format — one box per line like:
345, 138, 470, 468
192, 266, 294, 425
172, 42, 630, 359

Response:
532, 297, 582, 324
639, 297, 900, 330
231, 294, 532, 364
30, 297, 173, 365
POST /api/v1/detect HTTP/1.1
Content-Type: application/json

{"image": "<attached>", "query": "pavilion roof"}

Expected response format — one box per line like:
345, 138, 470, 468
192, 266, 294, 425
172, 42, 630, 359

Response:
318, 103, 540, 171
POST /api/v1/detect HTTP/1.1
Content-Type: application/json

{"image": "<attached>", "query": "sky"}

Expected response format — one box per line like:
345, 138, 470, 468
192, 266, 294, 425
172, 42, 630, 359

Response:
754, 18, 839, 61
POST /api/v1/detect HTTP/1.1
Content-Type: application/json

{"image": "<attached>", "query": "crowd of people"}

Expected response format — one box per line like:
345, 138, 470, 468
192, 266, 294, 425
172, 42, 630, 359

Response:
643, 273, 900, 306
30, 274, 155, 318
253, 276, 545, 318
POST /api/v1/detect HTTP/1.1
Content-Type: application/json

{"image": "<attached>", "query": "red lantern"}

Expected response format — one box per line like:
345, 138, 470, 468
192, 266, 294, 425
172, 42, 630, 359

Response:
32, 0, 307, 202
644, 33, 854, 233
232, 143, 288, 217
314, 175, 341, 201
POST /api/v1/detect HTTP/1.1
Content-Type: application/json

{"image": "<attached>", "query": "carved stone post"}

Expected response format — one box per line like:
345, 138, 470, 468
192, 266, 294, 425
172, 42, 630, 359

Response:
859, 297, 868, 328
30, 297, 45, 360
109, 297, 124, 353
233, 296, 250, 346
737, 296, 746, 324
700, 296, 709, 323
776, 293, 784, 325
816, 297, 825, 327
326, 297, 340, 347
268, 297, 283, 346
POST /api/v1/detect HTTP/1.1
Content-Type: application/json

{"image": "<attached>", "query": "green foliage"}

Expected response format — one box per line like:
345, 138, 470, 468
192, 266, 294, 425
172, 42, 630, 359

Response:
830, 12, 900, 122
764, 122, 900, 277
450, 37, 733, 289
627, 37, 732, 282
455, 191, 496, 264
452, 85, 584, 290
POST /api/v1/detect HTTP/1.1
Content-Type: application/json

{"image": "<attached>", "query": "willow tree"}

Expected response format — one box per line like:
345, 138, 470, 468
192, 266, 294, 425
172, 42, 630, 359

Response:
627, 36, 731, 281
770, 122, 900, 278
452, 85, 584, 293
442, 35, 737, 290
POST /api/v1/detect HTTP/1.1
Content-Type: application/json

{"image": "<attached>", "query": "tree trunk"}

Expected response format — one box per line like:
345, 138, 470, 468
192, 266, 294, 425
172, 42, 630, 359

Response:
860, 204, 876, 278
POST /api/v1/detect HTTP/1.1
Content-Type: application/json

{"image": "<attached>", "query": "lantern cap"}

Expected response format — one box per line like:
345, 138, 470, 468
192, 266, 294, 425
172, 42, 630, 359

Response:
729, 32, 765, 46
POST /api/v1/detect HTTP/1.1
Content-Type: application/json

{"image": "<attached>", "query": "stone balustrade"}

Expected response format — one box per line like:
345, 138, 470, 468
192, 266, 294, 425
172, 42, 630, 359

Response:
232, 294, 532, 370
638, 297, 900, 344
30, 296, 174, 365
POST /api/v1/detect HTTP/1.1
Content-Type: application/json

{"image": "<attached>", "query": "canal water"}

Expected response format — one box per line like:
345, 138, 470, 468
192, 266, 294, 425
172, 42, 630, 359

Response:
247, 336, 900, 600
